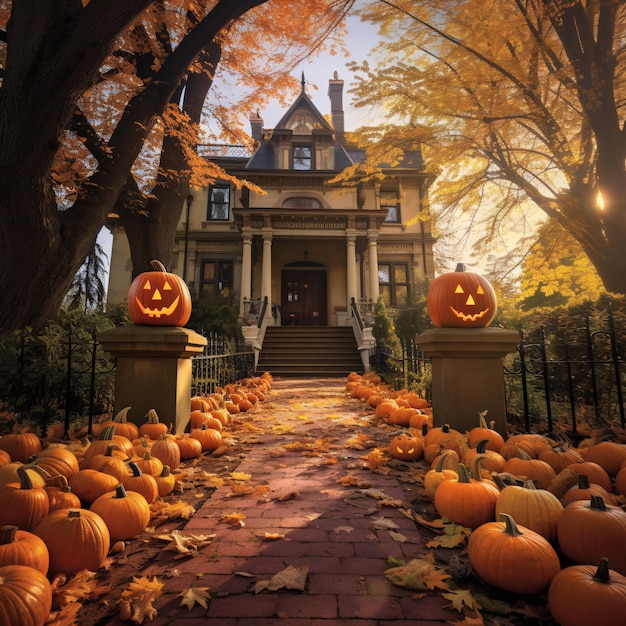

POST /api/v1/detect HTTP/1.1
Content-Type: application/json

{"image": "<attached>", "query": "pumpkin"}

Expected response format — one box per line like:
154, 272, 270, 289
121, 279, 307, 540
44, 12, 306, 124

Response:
31, 445, 79, 480
190, 397, 211, 412
84, 445, 130, 481
426, 263, 497, 328
424, 454, 459, 500
467, 412, 505, 452
90, 484, 150, 542
578, 441, 626, 476
463, 439, 506, 474
538, 445, 584, 473
502, 450, 556, 489
0, 462, 46, 489
500, 433, 552, 459
423, 423, 463, 448
134, 450, 164, 477
468, 513, 561, 594
615, 463, 626, 497
388, 433, 423, 461
0, 525, 49, 575
68, 468, 118, 504
0, 431, 42, 464
190, 423, 222, 452
566, 461, 612, 494
154, 465, 176, 497
127, 259, 192, 326
0, 449, 11, 466
434, 463, 499, 529
189, 410, 223, 432
561, 473, 617, 507
121, 462, 159, 504
494, 478, 563, 541
557, 496, 626, 575
374, 400, 399, 421
0, 564, 52, 626
139, 409, 169, 440
81, 425, 134, 465
150, 434, 181, 470
101, 406, 140, 441
175, 434, 203, 461
44, 475, 81, 512
548, 558, 626, 626
0, 465, 49, 531
33, 508, 110, 576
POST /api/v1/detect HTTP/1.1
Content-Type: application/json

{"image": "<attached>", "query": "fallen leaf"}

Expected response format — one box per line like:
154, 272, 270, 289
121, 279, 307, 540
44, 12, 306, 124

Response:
254, 565, 309, 593
119, 576, 163, 624
273, 489, 300, 501
261, 532, 286, 541
442, 588, 477, 612
370, 516, 400, 530
154, 530, 216, 557
230, 472, 251, 481
45, 601, 82, 626
150, 500, 196, 526
178, 586, 211, 610
220, 511, 247, 526
50, 569, 105, 608
448, 610, 485, 625
385, 557, 451, 591
333, 525, 354, 534
389, 530, 408, 543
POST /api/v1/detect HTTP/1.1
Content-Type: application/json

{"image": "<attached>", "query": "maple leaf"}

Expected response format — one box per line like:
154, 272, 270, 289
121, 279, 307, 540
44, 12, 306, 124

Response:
45, 600, 82, 626
385, 557, 451, 591
427, 533, 468, 549
364, 447, 386, 469
442, 588, 477, 612
150, 499, 196, 526
154, 530, 216, 558
50, 570, 107, 608
178, 586, 211, 610
448, 610, 485, 626
221, 511, 247, 526
119, 576, 163, 624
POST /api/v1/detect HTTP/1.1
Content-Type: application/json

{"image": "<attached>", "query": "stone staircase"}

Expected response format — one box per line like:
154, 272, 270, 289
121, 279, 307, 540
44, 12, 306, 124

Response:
256, 326, 365, 377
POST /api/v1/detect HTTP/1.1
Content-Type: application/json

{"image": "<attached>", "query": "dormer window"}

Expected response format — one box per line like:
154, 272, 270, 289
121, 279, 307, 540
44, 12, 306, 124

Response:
293, 145, 312, 170
381, 189, 400, 222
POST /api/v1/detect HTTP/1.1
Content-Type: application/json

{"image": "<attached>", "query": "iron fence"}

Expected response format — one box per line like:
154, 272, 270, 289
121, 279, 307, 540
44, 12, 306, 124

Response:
371, 310, 625, 436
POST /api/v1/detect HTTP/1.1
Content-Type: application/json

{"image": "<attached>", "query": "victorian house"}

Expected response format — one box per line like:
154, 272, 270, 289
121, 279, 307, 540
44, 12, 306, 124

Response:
106, 73, 436, 375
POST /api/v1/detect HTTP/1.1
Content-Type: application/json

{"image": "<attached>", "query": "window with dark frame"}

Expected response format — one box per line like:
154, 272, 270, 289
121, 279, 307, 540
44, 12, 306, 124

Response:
200, 260, 234, 299
208, 186, 230, 220
381, 189, 400, 223
378, 262, 409, 307
293, 145, 312, 170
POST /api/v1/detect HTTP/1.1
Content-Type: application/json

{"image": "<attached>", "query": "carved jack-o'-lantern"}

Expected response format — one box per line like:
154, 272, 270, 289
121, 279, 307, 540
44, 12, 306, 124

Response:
127, 260, 192, 326
389, 433, 423, 461
427, 263, 497, 328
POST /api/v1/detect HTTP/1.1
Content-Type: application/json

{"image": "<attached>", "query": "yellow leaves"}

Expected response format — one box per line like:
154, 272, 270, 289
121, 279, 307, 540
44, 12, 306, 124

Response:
153, 530, 216, 558
220, 511, 247, 526
150, 499, 196, 526
178, 586, 211, 610
443, 588, 479, 613
426, 520, 472, 549
344, 432, 375, 450
364, 447, 386, 469
119, 576, 164, 624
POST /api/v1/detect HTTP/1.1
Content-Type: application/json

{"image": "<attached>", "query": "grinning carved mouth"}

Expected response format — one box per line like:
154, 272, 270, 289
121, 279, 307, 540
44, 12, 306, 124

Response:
135, 295, 180, 318
449, 306, 490, 322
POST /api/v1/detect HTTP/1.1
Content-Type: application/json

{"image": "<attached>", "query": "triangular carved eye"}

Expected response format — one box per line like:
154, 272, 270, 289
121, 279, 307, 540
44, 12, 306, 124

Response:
143, 280, 152, 290
163, 281, 172, 291
455, 284, 464, 293
477, 285, 484, 294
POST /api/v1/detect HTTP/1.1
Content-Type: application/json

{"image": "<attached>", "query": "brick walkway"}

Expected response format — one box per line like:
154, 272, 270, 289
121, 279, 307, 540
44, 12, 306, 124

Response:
107, 377, 554, 625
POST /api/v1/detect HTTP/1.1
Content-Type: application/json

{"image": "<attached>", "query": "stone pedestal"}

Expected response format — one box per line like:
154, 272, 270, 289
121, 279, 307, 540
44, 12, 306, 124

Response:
98, 326, 207, 434
416, 327, 519, 437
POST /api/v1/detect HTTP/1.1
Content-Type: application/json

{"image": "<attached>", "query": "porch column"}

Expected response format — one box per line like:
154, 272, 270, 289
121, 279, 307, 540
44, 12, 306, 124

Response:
261, 229, 273, 301
240, 228, 253, 316
346, 229, 357, 311
367, 230, 380, 302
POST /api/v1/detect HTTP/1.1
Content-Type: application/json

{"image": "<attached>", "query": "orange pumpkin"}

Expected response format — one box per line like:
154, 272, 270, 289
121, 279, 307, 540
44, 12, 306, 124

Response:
0, 431, 42, 463
427, 263, 497, 328
150, 435, 181, 470
90, 484, 151, 542
31, 446, 79, 480
127, 260, 192, 326
139, 409, 169, 440
101, 406, 139, 441
0, 466, 49, 531
0, 564, 52, 626
0, 525, 49, 575
154, 465, 176, 497
388, 433, 423, 461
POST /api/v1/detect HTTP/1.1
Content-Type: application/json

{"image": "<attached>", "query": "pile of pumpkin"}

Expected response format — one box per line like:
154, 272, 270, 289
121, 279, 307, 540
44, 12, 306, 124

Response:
347, 372, 626, 626
0, 372, 272, 626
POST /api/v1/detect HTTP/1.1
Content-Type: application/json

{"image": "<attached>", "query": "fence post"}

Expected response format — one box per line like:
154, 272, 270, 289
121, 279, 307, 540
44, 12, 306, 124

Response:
608, 309, 625, 428
539, 327, 553, 433
518, 329, 531, 433
63, 327, 73, 437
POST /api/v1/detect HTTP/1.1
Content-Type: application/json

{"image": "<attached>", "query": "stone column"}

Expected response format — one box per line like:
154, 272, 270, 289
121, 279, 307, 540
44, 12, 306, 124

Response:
261, 229, 273, 301
240, 228, 253, 317
346, 229, 357, 310
416, 327, 519, 437
367, 230, 380, 302
98, 326, 207, 434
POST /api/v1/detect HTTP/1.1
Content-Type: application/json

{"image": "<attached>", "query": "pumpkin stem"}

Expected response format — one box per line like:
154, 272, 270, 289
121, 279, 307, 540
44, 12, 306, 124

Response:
590, 495, 608, 511
150, 259, 168, 272
577, 473, 590, 489
499, 513, 524, 537
478, 411, 489, 429
114, 483, 129, 498
476, 439, 489, 454
421, 422, 429, 437
522, 479, 537, 490
144, 409, 161, 424
593, 558, 612, 584
128, 461, 142, 477
0, 525, 18, 545
114, 406, 133, 423
16, 465, 34, 490
469, 454, 486, 481
160, 466, 171, 478
493, 475, 507, 491
457, 463, 472, 484
98, 425, 117, 441
455, 263, 467, 272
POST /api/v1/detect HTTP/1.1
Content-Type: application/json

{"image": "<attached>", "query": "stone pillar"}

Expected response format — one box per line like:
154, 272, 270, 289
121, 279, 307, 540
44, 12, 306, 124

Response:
416, 327, 519, 437
240, 228, 253, 316
98, 325, 207, 435
346, 230, 357, 310
367, 230, 380, 302
261, 229, 273, 301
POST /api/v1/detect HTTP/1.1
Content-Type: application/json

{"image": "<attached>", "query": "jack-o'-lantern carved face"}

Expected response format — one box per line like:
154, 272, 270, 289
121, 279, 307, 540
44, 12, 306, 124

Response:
389, 433, 423, 461
127, 260, 192, 327
427, 263, 497, 328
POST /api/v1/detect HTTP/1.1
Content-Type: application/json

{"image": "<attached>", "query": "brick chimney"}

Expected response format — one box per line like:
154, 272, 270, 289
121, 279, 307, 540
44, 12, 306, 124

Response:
328, 72, 345, 143
249, 110, 264, 143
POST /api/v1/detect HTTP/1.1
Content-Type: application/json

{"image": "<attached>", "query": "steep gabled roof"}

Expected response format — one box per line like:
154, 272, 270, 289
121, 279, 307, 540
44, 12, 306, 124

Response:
274, 74, 333, 133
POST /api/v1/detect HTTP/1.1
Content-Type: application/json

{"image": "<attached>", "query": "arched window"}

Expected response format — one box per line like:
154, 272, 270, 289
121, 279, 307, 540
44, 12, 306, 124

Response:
281, 197, 323, 209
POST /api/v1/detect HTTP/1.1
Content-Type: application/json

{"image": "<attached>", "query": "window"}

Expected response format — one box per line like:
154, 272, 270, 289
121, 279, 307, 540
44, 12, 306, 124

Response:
293, 145, 312, 170
208, 186, 230, 220
378, 262, 409, 306
200, 260, 234, 298
381, 189, 400, 223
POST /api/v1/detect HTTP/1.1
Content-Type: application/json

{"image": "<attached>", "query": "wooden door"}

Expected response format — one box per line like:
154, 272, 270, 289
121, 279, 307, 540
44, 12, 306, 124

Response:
281, 269, 327, 326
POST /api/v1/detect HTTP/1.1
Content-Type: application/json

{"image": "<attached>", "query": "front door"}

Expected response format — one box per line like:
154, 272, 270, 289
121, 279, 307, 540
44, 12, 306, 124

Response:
281, 269, 327, 326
